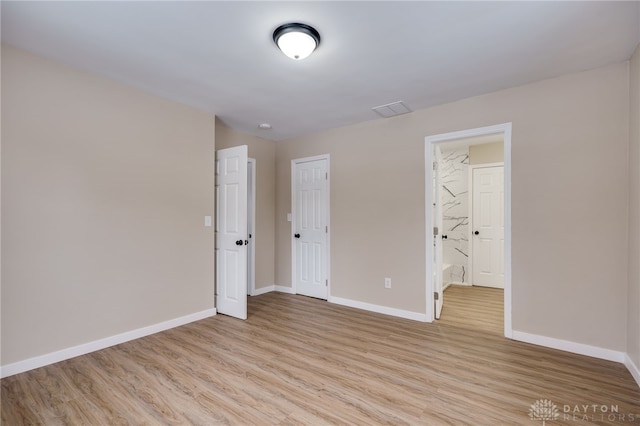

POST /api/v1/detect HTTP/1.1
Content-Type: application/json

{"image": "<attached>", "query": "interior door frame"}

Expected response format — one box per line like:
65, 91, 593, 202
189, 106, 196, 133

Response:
248, 158, 256, 296
434, 145, 444, 319
425, 123, 512, 338
291, 154, 331, 297
468, 162, 504, 288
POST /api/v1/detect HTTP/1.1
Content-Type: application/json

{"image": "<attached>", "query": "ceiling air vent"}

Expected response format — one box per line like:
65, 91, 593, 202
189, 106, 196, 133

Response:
371, 101, 412, 118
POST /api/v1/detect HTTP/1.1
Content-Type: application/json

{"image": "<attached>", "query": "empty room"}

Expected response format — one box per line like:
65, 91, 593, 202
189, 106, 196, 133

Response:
2, 1, 640, 424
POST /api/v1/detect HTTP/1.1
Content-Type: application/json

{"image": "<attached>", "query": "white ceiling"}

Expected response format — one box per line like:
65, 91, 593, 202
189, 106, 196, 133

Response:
2, 1, 639, 141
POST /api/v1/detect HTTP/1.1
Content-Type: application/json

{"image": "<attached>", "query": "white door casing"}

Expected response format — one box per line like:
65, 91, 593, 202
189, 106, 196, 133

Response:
292, 156, 329, 300
425, 122, 512, 338
471, 165, 504, 289
215, 145, 248, 319
434, 145, 444, 319
247, 158, 256, 296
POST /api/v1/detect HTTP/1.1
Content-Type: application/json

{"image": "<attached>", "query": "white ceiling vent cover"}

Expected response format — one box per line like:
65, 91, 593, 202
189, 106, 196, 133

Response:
372, 101, 412, 118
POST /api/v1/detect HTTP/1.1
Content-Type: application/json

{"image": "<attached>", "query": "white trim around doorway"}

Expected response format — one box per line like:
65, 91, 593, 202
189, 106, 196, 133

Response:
425, 123, 512, 338
248, 158, 256, 296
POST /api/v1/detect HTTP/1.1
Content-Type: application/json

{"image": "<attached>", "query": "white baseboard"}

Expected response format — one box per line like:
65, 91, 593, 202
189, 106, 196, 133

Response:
250, 285, 294, 296
624, 354, 640, 388
328, 296, 427, 322
511, 330, 625, 363
253, 286, 426, 322
274, 285, 295, 294
443, 282, 470, 290
0, 308, 217, 378
251, 285, 275, 296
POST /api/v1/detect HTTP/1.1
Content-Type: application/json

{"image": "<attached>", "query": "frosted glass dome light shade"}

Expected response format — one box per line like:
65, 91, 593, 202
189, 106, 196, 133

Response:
277, 32, 316, 60
273, 23, 320, 60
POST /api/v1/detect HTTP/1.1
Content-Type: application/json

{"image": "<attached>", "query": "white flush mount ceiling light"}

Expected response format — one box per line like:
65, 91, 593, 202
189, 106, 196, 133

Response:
273, 23, 320, 60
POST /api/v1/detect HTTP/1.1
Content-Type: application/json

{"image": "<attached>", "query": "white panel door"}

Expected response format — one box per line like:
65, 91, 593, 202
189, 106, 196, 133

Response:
293, 158, 328, 300
434, 145, 444, 319
215, 146, 248, 319
472, 166, 504, 288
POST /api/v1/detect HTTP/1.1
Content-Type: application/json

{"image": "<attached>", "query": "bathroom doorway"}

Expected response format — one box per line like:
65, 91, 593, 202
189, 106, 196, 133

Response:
425, 123, 512, 338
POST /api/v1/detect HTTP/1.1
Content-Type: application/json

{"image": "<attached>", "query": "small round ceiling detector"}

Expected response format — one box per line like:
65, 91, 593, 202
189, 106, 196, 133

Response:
258, 123, 272, 130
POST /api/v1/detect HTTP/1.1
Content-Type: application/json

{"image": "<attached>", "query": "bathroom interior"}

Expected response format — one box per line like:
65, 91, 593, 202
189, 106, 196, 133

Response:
437, 137, 505, 331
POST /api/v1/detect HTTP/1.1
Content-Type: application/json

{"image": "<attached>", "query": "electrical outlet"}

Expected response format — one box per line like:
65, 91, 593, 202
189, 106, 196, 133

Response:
384, 278, 391, 289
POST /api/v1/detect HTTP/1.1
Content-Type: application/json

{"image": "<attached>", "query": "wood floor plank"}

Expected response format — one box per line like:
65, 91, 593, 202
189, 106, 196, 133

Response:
2, 291, 639, 425
439, 284, 504, 335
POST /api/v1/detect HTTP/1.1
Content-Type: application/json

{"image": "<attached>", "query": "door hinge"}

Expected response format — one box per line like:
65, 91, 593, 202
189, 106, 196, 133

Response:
325, 279, 328, 286
433, 161, 437, 171
326, 226, 328, 233
325, 172, 328, 180
433, 226, 439, 236
434, 292, 439, 300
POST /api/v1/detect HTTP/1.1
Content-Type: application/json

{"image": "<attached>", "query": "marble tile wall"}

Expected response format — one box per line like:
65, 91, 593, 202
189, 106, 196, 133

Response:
440, 148, 469, 283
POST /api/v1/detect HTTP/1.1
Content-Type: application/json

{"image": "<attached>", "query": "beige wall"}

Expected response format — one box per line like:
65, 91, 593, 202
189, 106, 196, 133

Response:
2, 41, 635, 369
276, 62, 630, 351
215, 121, 276, 290
1, 46, 216, 365
628, 43, 640, 369
469, 142, 504, 164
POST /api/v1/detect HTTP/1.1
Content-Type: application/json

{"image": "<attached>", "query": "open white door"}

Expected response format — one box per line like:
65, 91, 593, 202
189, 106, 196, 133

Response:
434, 145, 444, 319
215, 145, 248, 319
293, 157, 328, 300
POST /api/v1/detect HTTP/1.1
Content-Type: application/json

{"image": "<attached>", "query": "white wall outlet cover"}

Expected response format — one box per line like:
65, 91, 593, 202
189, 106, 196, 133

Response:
204, 216, 212, 227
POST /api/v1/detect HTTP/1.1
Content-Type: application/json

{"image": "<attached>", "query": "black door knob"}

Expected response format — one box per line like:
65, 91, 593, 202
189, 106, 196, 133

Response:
236, 240, 243, 246
244, 240, 249, 245
474, 231, 479, 235
442, 235, 448, 240
294, 233, 301, 238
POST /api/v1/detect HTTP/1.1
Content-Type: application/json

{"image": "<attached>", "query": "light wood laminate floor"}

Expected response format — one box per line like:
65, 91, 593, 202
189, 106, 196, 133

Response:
2, 292, 639, 425
439, 284, 504, 335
